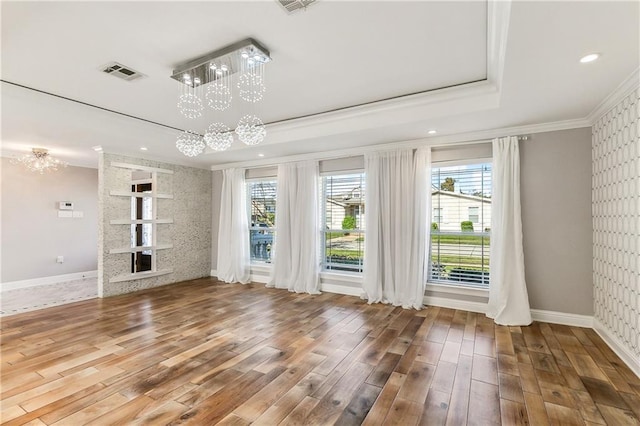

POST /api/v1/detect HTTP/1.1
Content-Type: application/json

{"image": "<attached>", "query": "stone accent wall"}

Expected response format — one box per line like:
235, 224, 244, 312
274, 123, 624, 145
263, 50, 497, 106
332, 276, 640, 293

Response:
99, 154, 212, 297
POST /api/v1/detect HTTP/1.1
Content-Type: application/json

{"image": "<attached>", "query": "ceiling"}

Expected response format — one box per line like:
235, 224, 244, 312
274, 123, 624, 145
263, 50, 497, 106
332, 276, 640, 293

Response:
1, 1, 638, 169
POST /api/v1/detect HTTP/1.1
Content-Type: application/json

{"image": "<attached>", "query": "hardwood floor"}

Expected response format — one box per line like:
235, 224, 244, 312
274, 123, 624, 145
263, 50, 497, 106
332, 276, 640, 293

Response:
1, 278, 639, 425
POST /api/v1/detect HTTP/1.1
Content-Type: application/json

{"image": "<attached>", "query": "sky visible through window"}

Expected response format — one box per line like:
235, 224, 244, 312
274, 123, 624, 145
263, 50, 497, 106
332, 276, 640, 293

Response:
432, 163, 492, 197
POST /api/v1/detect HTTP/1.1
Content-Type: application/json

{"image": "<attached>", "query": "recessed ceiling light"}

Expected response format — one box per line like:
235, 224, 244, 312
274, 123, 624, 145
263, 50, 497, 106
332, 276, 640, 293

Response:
140, 147, 148, 151
258, 153, 265, 157
92, 145, 103, 152
428, 130, 437, 135
580, 53, 600, 63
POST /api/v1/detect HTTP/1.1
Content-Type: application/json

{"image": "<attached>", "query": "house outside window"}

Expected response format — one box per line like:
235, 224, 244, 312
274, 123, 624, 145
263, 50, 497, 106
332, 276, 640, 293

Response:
430, 162, 491, 288
247, 180, 276, 263
322, 173, 365, 273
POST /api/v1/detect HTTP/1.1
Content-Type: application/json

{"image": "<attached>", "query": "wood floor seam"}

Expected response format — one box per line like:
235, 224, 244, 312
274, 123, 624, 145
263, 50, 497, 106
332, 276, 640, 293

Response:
1, 278, 639, 425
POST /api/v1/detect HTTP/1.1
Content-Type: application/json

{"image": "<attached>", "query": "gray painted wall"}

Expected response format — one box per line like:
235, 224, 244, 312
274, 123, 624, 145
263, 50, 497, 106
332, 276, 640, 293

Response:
520, 127, 593, 315
1, 158, 98, 282
99, 153, 212, 297
209, 128, 594, 315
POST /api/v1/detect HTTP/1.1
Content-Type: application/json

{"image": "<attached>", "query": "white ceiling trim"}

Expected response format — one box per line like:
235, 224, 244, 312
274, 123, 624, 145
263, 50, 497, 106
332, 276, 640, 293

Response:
487, 0, 512, 93
242, 80, 501, 152
586, 67, 639, 124
443, 117, 591, 143
202, 0, 509, 157
210, 117, 590, 171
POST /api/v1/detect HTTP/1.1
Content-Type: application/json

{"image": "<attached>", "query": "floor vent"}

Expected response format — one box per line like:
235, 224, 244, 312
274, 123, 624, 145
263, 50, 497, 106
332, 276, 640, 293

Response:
277, 0, 317, 14
101, 62, 145, 81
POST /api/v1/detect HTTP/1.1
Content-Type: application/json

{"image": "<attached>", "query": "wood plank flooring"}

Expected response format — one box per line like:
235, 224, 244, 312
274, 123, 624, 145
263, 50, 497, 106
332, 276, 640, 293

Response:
1, 278, 639, 425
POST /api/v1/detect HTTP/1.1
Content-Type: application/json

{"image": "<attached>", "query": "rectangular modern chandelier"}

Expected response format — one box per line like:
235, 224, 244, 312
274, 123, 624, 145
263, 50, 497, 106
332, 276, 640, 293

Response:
170, 38, 271, 86
171, 38, 272, 156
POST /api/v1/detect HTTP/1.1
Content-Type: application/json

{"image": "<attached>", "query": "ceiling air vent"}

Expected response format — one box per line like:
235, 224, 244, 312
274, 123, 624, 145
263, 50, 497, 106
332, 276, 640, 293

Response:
277, 0, 317, 14
101, 62, 145, 81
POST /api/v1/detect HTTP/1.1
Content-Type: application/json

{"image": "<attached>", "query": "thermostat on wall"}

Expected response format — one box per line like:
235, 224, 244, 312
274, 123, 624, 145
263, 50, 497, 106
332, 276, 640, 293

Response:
58, 201, 74, 210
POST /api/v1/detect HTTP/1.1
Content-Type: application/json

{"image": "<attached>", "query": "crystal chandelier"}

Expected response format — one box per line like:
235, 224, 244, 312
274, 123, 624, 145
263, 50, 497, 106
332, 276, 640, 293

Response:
171, 39, 271, 156
176, 131, 205, 157
10, 148, 68, 174
236, 115, 267, 146
204, 123, 233, 151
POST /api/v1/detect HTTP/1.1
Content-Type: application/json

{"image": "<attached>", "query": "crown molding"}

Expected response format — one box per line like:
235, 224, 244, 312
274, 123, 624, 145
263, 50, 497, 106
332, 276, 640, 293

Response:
205, 0, 510, 157
210, 117, 591, 171
245, 80, 502, 150
587, 67, 639, 124
435, 118, 591, 145
267, 80, 497, 135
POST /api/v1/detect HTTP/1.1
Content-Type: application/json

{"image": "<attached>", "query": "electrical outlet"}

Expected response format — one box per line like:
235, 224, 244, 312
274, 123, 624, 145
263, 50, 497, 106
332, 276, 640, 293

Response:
56, 256, 64, 263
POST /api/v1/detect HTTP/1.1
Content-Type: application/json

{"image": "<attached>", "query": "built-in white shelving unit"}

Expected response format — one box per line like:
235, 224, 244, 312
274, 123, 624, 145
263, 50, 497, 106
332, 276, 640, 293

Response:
108, 162, 173, 284
109, 190, 173, 199
109, 219, 173, 225
109, 269, 173, 284
109, 244, 173, 254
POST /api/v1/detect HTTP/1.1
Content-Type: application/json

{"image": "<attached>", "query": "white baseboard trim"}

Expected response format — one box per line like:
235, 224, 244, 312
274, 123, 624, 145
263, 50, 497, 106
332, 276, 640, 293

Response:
530, 309, 593, 328
320, 283, 362, 297
423, 296, 487, 314
210, 269, 217, 278
1, 270, 98, 291
593, 318, 640, 378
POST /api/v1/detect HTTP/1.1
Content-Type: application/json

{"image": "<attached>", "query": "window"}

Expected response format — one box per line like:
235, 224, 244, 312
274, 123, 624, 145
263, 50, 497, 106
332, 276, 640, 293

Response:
430, 162, 491, 288
248, 180, 276, 263
468, 206, 479, 223
322, 173, 365, 273
433, 208, 443, 224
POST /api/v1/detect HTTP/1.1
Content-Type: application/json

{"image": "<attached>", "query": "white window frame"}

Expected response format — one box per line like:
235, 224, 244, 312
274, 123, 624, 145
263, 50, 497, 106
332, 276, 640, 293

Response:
247, 178, 277, 264
320, 171, 365, 275
429, 158, 492, 289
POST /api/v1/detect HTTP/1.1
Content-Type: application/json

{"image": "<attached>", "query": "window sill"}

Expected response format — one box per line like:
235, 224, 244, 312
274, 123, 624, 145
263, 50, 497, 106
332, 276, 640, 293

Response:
320, 271, 362, 284
425, 282, 489, 297
250, 263, 272, 271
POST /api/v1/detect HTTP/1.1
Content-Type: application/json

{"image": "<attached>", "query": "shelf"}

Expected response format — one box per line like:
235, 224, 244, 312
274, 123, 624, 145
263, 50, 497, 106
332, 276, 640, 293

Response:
110, 162, 174, 174
109, 218, 173, 225
109, 244, 173, 254
109, 190, 173, 199
109, 269, 173, 284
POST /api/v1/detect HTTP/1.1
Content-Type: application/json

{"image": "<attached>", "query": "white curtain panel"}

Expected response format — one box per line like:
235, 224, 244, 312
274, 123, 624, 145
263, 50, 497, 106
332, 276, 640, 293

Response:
268, 161, 320, 294
363, 148, 431, 309
487, 136, 532, 325
216, 168, 251, 284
